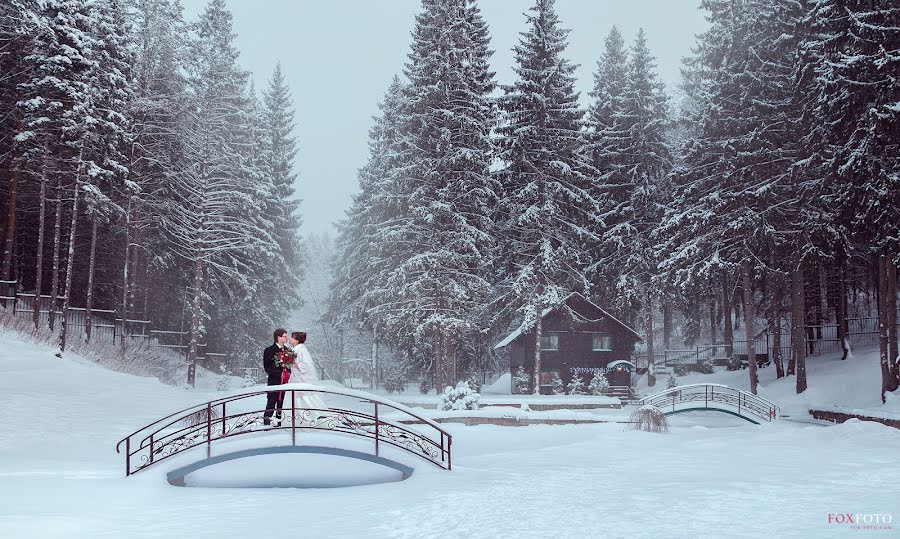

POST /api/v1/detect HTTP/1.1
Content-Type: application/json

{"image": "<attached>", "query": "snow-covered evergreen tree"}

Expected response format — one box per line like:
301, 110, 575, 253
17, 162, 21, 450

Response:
550, 373, 565, 395
567, 373, 586, 395
344, 0, 499, 390
438, 380, 480, 411
494, 0, 600, 394
589, 372, 610, 395
513, 365, 531, 394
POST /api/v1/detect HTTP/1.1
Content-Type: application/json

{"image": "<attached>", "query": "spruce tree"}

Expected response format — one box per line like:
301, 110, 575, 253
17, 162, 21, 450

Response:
495, 0, 600, 393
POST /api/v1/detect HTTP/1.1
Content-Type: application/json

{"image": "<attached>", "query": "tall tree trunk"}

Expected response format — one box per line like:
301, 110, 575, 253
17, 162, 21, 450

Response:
709, 296, 717, 343
33, 161, 47, 329
84, 219, 98, 343
836, 246, 849, 359
722, 269, 733, 358
142, 259, 150, 320
533, 313, 543, 394
878, 255, 891, 402
771, 265, 784, 379
662, 299, 671, 350
646, 288, 656, 387
742, 261, 758, 394
48, 175, 63, 332
187, 244, 204, 387
792, 262, 807, 393
434, 325, 443, 393
1, 95, 23, 282
887, 258, 899, 390
58, 176, 81, 356
447, 337, 457, 387
370, 334, 378, 390
120, 197, 132, 354
127, 206, 141, 318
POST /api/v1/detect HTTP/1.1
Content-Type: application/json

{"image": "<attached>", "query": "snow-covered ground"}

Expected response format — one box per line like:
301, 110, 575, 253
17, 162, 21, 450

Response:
653, 347, 900, 420
1, 328, 899, 538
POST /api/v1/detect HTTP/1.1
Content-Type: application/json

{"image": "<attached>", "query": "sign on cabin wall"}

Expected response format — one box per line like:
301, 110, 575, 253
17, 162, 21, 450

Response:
571, 367, 606, 377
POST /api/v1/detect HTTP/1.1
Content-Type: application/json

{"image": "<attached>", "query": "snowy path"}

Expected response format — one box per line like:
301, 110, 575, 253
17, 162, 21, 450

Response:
1, 334, 898, 538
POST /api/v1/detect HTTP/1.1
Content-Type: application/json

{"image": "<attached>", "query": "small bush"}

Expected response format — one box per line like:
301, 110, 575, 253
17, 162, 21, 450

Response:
550, 373, 565, 395
438, 381, 480, 411
726, 356, 743, 371
666, 375, 678, 389
627, 404, 668, 433
567, 374, 586, 395
588, 373, 610, 396
419, 377, 431, 394
696, 358, 715, 374
513, 366, 531, 394
382, 364, 406, 394
465, 373, 483, 394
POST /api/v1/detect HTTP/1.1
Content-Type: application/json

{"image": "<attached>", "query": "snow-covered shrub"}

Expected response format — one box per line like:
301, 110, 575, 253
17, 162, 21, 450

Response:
550, 373, 565, 395
726, 356, 743, 371
667, 374, 678, 389
589, 372, 610, 396
627, 404, 668, 433
241, 369, 256, 388
438, 381, 480, 411
216, 373, 230, 392
696, 358, 715, 374
382, 364, 406, 394
419, 377, 432, 394
673, 364, 689, 376
465, 373, 483, 394
567, 374, 586, 395
513, 366, 531, 394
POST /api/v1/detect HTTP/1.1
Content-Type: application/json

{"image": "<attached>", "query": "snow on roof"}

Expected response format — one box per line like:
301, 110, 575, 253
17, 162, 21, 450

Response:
606, 360, 637, 370
493, 306, 553, 349
493, 293, 642, 349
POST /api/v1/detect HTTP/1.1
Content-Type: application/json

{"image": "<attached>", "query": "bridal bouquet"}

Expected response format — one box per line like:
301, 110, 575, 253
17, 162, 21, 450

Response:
275, 347, 296, 369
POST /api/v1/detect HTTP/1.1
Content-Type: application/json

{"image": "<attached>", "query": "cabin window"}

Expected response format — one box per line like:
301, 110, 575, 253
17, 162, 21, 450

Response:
592, 334, 612, 351
540, 334, 560, 351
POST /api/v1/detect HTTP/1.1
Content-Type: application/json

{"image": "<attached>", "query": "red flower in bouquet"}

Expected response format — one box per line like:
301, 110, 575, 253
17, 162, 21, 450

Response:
275, 347, 296, 369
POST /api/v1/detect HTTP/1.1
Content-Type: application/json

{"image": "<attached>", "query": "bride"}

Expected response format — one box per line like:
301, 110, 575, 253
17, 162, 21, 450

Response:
287, 331, 328, 418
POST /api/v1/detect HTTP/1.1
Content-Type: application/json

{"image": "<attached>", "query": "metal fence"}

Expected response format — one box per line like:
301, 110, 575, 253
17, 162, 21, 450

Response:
1, 282, 228, 367
634, 314, 899, 370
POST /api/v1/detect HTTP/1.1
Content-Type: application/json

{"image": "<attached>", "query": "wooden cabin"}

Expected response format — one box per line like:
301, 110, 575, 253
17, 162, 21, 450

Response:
494, 293, 642, 394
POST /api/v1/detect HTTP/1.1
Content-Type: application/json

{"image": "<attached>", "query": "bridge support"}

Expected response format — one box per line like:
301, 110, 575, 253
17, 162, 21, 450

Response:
166, 445, 415, 487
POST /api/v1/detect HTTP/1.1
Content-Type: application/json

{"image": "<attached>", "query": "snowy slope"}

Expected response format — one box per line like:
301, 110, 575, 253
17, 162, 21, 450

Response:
1, 329, 899, 538
649, 347, 900, 419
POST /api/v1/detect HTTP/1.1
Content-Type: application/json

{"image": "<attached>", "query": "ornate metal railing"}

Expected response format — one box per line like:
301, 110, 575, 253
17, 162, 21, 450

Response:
115, 384, 453, 476
638, 383, 780, 424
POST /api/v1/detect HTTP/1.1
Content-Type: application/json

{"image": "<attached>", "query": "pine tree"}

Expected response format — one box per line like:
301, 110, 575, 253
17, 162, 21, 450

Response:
329, 76, 408, 347
567, 373, 585, 395
495, 0, 600, 394
172, 0, 268, 385
369, 0, 498, 389
796, 0, 900, 399
263, 62, 303, 298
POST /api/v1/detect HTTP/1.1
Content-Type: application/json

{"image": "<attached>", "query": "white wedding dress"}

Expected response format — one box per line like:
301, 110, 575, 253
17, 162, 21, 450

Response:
287, 343, 328, 418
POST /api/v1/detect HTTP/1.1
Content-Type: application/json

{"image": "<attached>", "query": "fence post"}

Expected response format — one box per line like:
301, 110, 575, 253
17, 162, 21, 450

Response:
374, 402, 380, 457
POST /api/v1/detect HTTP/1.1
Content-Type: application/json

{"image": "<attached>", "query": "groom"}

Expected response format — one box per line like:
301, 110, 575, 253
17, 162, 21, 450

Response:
263, 327, 289, 426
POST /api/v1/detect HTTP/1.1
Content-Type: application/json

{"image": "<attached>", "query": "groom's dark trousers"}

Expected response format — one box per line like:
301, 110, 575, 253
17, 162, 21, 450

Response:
262, 343, 285, 423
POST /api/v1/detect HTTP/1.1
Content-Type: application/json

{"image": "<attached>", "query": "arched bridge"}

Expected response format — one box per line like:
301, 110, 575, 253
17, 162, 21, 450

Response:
115, 384, 453, 478
638, 383, 780, 424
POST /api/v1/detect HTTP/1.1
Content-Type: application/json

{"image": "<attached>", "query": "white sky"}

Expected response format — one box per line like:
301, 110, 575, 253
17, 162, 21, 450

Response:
181, 0, 710, 238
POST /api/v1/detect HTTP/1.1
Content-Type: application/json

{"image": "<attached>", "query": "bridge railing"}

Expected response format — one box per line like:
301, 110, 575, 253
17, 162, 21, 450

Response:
115, 384, 453, 476
639, 383, 780, 423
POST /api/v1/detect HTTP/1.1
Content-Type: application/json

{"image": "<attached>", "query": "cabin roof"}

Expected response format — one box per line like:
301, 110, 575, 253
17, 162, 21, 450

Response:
493, 292, 642, 349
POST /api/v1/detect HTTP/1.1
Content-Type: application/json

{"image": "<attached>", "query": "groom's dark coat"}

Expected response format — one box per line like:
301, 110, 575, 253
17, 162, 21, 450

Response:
263, 342, 285, 421
263, 342, 284, 385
